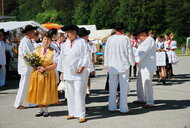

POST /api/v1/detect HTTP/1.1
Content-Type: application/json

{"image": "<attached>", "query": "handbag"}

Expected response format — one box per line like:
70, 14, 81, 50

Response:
58, 81, 66, 91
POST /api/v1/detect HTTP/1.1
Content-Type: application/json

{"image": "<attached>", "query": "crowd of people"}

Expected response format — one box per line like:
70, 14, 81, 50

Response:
0, 22, 178, 123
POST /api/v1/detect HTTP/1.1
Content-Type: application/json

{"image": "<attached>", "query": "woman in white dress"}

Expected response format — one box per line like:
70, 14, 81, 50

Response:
129, 34, 138, 77
169, 33, 178, 75
164, 33, 178, 79
156, 36, 167, 84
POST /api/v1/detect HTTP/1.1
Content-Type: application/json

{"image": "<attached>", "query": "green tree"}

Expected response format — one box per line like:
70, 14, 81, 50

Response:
89, 0, 119, 29
1, 0, 189, 44
36, 10, 61, 24
165, 0, 190, 43
16, 0, 43, 20
72, 1, 90, 25
115, 0, 142, 32
2, 0, 17, 16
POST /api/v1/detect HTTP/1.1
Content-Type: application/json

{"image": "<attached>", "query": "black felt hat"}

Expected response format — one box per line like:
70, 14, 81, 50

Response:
61, 25, 79, 32
77, 27, 91, 37
134, 28, 148, 36
113, 22, 126, 31
21, 25, 38, 33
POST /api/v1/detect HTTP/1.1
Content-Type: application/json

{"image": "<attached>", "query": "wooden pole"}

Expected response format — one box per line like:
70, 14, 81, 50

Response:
2, 0, 4, 16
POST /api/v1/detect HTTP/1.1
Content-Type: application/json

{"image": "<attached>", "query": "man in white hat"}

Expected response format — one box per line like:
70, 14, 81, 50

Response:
13, 25, 38, 109
57, 25, 92, 123
104, 22, 135, 114
77, 27, 95, 95
133, 28, 157, 108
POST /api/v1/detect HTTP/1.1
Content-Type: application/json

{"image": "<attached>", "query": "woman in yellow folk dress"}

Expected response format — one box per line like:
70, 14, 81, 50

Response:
27, 33, 58, 117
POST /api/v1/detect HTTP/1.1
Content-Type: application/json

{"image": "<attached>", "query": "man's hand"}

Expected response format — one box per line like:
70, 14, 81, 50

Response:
76, 66, 85, 74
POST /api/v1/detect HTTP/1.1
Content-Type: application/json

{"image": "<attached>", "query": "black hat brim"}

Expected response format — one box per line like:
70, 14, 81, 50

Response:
21, 26, 38, 33
78, 30, 91, 37
61, 25, 79, 32
134, 28, 148, 36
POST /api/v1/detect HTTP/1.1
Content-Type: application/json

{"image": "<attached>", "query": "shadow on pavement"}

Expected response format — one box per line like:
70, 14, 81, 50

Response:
85, 99, 190, 120
49, 110, 68, 117
153, 73, 190, 86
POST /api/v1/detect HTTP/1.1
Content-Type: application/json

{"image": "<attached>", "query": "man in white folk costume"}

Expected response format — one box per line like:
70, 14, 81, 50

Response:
0, 29, 12, 88
133, 28, 156, 108
57, 25, 92, 123
77, 27, 95, 95
13, 25, 38, 109
104, 22, 135, 114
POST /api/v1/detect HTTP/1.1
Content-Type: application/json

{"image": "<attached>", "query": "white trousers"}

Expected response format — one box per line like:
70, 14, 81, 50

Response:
65, 79, 87, 118
136, 70, 154, 105
109, 71, 129, 112
13, 72, 31, 108
0, 65, 6, 87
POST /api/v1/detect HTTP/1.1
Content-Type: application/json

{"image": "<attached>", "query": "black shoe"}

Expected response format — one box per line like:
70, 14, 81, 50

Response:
43, 112, 49, 117
35, 112, 44, 117
3, 84, 8, 87
162, 81, 166, 84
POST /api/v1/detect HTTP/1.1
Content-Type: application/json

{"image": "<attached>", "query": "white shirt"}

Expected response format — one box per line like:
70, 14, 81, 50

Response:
18, 37, 35, 75
104, 35, 135, 74
0, 40, 12, 65
135, 36, 157, 72
57, 37, 92, 80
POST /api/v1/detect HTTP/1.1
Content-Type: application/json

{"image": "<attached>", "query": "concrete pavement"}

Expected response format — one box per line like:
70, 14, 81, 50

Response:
0, 56, 190, 128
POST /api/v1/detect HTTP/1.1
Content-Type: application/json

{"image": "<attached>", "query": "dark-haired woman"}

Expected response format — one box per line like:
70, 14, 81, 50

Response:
27, 33, 59, 117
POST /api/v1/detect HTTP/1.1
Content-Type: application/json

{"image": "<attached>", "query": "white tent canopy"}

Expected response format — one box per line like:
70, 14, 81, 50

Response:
77, 25, 97, 31
0, 21, 48, 32
89, 29, 113, 40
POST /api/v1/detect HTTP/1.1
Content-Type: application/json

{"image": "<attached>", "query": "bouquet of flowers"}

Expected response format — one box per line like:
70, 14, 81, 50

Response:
23, 52, 47, 76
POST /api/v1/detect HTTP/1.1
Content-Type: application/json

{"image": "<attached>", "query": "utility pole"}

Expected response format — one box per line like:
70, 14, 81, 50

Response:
2, 0, 4, 16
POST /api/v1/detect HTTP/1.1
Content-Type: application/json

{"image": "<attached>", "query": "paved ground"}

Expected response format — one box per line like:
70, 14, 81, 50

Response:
0, 56, 190, 128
